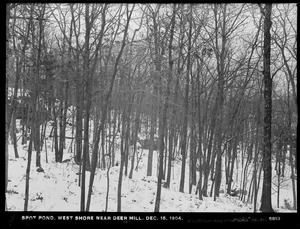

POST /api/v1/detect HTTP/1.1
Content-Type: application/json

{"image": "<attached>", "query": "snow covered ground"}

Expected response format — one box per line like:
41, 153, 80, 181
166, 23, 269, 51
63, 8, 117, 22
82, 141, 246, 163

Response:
6, 121, 296, 212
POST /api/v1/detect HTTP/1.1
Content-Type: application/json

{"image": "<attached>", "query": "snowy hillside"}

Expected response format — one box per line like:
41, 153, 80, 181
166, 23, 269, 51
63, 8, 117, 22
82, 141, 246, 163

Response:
6, 121, 296, 212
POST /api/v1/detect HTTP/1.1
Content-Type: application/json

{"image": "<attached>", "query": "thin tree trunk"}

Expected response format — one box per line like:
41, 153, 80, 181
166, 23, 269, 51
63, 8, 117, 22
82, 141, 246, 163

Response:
253, 120, 260, 211
202, 101, 217, 196
117, 110, 126, 212
81, 3, 91, 212
287, 85, 297, 210
52, 92, 59, 162
11, 113, 19, 158
153, 4, 176, 211
58, 81, 69, 162
34, 7, 45, 168
254, 158, 263, 212
124, 100, 132, 176
24, 135, 33, 211
5, 5, 11, 208
213, 3, 226, 200
289, 144, 297, 210
179, 4, 192, 193
228, 133, 238, 194
105, 155, 111, 212
147, 95, 156, 176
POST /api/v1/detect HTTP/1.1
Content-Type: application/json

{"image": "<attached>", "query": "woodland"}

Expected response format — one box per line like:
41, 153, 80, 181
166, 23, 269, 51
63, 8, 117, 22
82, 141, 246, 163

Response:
5, 3, 297, 213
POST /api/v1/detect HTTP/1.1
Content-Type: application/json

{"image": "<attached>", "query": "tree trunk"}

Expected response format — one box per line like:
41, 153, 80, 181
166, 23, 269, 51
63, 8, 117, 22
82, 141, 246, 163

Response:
124, 114, 130, 177
179, 4, 192, 193
213, 3, 226, 200
153, 4, 176, 211
5, 5, 11, 209
117, 109, 126, 212
147, 79, 158, 177
129, 93, 142, 179
11, 113, 19, 158
166, 5, 178, 188
81, 3, 91, 212
24, 135, 33, 211
287, 83, 297, 210
101, 124, 106, 169
34, 7, 45, 168
253, 122, 260, 211
105, 154, 111, 212
260, 3, 274, 213
75, 86, 83, 165
58, 81, 69, 162
202, 98, 218, 196
289, 142, 297, 210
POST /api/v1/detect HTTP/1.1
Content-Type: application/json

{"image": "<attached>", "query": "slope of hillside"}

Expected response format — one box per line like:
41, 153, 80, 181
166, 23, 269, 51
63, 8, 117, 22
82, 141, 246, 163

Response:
6, 121, 296, 212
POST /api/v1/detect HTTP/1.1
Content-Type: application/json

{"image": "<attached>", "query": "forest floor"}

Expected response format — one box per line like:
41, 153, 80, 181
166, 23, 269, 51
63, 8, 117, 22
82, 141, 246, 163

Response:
6, 121, 296, 212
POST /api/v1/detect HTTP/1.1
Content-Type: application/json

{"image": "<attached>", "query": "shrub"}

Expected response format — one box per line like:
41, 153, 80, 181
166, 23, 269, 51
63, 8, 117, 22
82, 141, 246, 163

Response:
283, 198, 293, 210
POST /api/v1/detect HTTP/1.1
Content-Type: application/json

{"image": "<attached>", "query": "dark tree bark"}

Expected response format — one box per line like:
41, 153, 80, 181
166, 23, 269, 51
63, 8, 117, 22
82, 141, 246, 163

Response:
24, 132, 33, 211
202, 94, 217, 196
154, 4, 176, 212
286, 81, 297, 210
58, 80, 69, 162
189, 85, 197, 194
260, 3, 274, 213
34, 6, 46, 168
5, 3, 12, 210
166, 27, 181, 188
80, 3, 91, 211
179, 4, 192, 193
117, 108, 127, 211
213, 3, 226, 200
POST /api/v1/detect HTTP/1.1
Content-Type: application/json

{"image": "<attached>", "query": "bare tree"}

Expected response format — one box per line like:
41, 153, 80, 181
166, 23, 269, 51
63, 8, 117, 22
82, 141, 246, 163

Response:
154, 4, 176, 212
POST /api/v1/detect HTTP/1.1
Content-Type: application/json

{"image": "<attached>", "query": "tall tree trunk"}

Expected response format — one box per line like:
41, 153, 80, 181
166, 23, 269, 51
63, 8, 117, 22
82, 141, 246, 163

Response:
75, 86, 83, 165
202, 97, 217, 196
166, 5, 177, 188
260, 4, 273, 212
287, 82, 297, 210
154, 4, 176, 211
196, 62, 204, 200
213, 3, 226, 200
5, 4, 11, 209
24, 6, 37, 205
179, 4, 192, 193
34, 7, 45, 168
58, 81, 69, 162
81, 3, 91, 212
260, 3, 274, 212
189, 80, 197, 194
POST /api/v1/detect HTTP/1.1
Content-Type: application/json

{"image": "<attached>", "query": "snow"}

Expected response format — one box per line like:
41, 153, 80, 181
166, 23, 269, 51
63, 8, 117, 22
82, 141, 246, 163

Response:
6, 121, 297, 212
